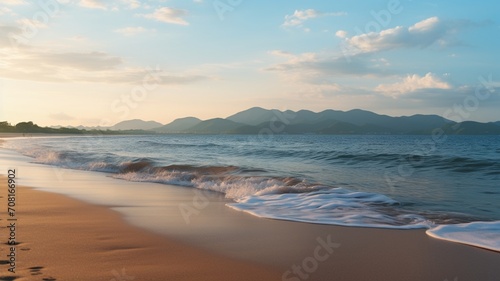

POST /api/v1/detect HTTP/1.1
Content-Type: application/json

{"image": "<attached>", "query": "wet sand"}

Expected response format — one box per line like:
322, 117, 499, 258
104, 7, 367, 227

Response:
0, 179, 497, 281
0, 179, 280, 281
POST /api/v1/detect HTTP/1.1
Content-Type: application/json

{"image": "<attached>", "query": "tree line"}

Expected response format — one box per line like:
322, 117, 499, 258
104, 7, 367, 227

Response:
0, 121, 151, 135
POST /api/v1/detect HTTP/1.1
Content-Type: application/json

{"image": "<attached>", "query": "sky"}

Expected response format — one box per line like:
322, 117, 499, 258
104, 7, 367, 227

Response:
1, 0, 499, 127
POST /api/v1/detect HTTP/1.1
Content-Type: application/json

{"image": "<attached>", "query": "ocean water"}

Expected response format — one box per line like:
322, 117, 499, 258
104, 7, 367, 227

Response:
3, 134, 500, 251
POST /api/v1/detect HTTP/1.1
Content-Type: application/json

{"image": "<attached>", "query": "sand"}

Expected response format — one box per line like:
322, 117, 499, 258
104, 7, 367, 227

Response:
0, 178, 280, 281
129, 187, 500, 281
0, 162, 498, 281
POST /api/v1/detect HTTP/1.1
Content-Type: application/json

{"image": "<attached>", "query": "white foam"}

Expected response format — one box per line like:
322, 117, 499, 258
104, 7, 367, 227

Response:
426, 221, 500, 252
229, 189, 434, 229
113, 170, 195, 187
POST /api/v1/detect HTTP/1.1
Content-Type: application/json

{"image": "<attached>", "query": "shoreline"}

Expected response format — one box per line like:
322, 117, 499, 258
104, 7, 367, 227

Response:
0, 177, 498, 281
0, 145, 498, 280
0, 178, 281, 281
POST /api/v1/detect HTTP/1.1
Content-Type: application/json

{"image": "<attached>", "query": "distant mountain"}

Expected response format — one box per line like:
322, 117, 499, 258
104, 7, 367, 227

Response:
226, 108, 452, 135
184, 118, 245, 134
50, 125, 110, 130
73, 108, 499, 135
226, 108, 452, 134
155, 117, 201, 133
111, 119, 163, 131
297, 109, 450, 133
442, 121, 500, 135
226, 107, 296, 126
75, 125, 110, 130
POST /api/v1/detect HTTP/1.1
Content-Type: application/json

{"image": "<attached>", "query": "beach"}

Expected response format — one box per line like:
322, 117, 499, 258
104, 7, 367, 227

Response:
2, 0, 499, 278
0, 136, 499, 281
0, 178, 280, 281
0, 174, 498, 281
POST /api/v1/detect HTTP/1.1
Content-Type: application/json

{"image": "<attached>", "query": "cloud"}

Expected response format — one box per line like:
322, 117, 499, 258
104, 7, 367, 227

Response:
78, 0, 145, 10
115, 26, 148, 36
74, 69, 208, 85
391, 85, 500, 109
0, 23, 207, 85
79, 0, 107, 10
121, 0, 141, 9
2, 0, 26, 5
268, 50, 294, 58
335, 30, 348, 39
49, 112, 76, 120
267, 51, 388, 78
16, 18, 48, 29
375, 72, 452, 97
0, 47, 207, 85
283, 9, 321, 27
0, 54, 208, 85
341, 17, 478, 54
142, 7, 189, 25
0, 25, 23, 48
38, 51, 123, 71
0, 7, 15, 16
283, 9, 346, 29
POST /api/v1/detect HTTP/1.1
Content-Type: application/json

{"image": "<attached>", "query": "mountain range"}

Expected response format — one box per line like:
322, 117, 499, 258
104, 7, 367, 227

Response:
106, 107, 500, 135
110, 119, 163, 131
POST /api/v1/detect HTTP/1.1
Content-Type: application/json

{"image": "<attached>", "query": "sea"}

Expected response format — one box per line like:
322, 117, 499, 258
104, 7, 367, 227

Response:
2, 134, 500, 251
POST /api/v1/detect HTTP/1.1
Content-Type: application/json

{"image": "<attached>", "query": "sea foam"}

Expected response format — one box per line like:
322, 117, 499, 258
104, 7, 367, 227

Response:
426, 221, 500, 252
228, 189, 434, 229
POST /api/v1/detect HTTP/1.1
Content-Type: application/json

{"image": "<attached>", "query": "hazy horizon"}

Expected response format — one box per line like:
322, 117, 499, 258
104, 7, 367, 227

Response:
1, 0, 499, 126
4, 105, 500, 128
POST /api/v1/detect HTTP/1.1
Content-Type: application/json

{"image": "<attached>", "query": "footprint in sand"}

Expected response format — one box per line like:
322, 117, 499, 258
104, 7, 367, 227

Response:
3, 242, 20, 246
28, 266, 57, 280
29, 266, 44, 276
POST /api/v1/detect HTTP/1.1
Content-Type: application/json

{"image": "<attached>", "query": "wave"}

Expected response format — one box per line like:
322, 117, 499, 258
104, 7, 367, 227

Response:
4, 137, 499, 240
10, 138, 499, 177
426, 221, 500, 252
136, 140, 223, 149
228, 189, 434, 229
234, 146, 500, 175
113, 157, 500, 249
319, 152, 500, 174
113, 167, 320, 199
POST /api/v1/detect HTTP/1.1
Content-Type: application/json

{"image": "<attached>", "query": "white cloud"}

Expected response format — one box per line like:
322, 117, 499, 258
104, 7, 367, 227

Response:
0, 48, 207, 84
267, 51, 388, 78
0, 23, 207, 84
16, 18, 48, 29
268, 50, 294, 58
283, 9, 321, 27
375, 72, 452, 97
121, 0, 141, 9
115, 26, 148, 36
341, 17, 476, 54
142, 7, 189, 25
37, 51, 123, 71
0, 7, 16, 16
79, 0, 107, 10
2, 0, 26, 5
408, 16, 440, 32
335, 30, 348, 38
283, 9, 346, 29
